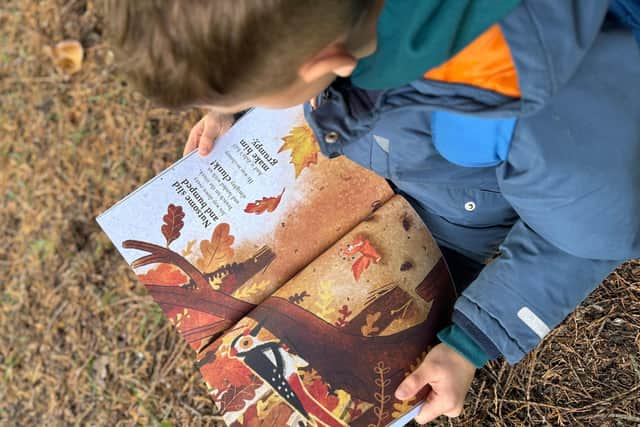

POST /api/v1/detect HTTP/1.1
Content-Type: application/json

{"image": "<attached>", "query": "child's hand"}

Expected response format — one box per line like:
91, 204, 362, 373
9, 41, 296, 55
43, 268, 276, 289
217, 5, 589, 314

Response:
395, 343, 475, 424
183, 111, 235, 157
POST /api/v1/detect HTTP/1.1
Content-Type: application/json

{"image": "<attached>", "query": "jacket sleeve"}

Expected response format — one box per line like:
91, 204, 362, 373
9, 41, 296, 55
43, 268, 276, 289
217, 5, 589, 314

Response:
453, 23, 639, 364
452, 220, 621, 364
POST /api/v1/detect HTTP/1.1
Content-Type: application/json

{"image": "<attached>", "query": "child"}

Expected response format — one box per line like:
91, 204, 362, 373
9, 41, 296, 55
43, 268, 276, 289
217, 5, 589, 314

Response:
109, 0, 640, 423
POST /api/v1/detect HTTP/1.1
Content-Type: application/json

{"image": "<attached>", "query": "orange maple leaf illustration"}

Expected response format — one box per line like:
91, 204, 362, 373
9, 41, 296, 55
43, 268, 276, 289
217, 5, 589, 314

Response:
278, 124, 320, 178
195, 223, 235, 273
244, 189, 285, 215
341, 235, 381, 281
137, 263, 188, 286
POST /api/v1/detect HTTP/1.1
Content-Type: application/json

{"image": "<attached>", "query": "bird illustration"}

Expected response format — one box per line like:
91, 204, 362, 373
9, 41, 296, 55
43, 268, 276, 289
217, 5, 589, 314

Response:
229, 322, 346, 427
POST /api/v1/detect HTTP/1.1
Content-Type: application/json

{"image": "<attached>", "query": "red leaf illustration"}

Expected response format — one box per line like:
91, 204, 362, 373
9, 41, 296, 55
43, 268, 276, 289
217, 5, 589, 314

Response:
205, 355, 256, 391
305, 377, 339, 411
161, 204, 185, 247
352, 256, 371, 281
341, 235, 381, 281
244, 189, 285, 215
220, 380, 262, 413
335, 304, 352, 327
203, 354, 263, 413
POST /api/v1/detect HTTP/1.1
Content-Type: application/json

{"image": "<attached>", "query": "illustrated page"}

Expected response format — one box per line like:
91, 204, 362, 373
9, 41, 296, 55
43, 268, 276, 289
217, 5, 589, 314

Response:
97, 106, 393, 350
197, 196, 456, 426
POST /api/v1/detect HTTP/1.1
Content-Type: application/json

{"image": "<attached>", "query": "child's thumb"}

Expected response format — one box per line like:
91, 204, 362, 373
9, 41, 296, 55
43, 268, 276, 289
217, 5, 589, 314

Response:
395, 364, 431, 400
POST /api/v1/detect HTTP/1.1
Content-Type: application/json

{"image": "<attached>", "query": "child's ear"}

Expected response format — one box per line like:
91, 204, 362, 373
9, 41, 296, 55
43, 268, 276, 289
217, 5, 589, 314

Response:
298, 42, 357, 82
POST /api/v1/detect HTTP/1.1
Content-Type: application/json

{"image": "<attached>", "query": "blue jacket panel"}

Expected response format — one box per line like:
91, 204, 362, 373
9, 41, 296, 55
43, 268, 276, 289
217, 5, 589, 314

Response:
454, 221, 621, 363
304, 82, 519, 264
304, 1, 639, 364
501, 0, 611, 115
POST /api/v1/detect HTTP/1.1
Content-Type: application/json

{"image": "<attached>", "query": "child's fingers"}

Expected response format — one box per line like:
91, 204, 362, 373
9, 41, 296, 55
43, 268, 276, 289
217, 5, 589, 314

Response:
197, 114, 221, 156
395, 361, 432, 400
197, 134, 214, 156
414, 391, 451, 424
184, 118, 204, 157
395, 350, 460, 423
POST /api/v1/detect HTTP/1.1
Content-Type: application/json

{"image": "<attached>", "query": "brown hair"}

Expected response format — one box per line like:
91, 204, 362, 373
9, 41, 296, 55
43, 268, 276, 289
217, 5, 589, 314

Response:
107, 0, 370, 109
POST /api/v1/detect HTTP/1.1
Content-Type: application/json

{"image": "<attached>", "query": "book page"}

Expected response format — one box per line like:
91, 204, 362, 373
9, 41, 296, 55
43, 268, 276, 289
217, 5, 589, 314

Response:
197, 195, 456, 427
97, 106, 393, 351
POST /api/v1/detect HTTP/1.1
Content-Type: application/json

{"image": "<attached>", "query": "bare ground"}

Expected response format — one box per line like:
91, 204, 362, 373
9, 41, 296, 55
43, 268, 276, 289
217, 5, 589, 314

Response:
1, 1, 639, 426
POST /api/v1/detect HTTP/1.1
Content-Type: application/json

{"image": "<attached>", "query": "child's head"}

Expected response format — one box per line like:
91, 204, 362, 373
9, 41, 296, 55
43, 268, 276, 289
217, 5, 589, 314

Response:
108, 0, 375, 112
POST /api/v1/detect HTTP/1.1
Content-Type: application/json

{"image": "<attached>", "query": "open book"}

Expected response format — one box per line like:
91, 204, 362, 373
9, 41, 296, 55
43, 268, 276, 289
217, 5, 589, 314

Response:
97, 106, 455, 427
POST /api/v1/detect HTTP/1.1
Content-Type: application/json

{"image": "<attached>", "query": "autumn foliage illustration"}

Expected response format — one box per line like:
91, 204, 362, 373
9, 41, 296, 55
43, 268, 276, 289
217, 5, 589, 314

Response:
278, 124, 320, 178
195, 223, 235, 273
137, 263, 188, 286
161, 204, 185, 247
244, 189, 285, 215
123, 204, 276, 350
206, 355, 263, 414
341, 235, 382, 281
199, 258, 455, 426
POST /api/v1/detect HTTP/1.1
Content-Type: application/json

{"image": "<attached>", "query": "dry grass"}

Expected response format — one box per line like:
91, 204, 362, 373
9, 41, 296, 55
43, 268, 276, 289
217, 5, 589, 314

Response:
1, 1, 639, 426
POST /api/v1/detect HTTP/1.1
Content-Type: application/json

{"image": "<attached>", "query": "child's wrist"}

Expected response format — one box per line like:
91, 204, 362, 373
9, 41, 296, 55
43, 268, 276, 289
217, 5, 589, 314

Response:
437, 324, 490, 369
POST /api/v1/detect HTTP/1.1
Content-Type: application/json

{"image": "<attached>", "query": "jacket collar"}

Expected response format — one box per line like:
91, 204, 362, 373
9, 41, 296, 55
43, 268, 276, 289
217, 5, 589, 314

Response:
351, 0, 521, 90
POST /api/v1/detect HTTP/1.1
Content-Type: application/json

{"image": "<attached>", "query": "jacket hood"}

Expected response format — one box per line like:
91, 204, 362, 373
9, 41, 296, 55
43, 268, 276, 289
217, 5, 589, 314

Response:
353, 0, 612, 116
500, 0, 611, 115
352, 0, 521, 90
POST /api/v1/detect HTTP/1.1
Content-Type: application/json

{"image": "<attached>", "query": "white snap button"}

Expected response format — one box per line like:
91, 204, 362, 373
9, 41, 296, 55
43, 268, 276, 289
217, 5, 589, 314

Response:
464, 201, 476, 212
324, 131, 339, 144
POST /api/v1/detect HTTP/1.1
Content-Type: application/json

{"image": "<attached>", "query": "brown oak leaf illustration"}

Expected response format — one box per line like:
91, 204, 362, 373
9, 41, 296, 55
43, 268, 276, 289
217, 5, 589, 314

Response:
258, 400, 293, 426
244, 189, 285, 215
287, 291, 310, 305
278, 124, 320, 178
195, 223, 235, 273
161, 204, 185, 247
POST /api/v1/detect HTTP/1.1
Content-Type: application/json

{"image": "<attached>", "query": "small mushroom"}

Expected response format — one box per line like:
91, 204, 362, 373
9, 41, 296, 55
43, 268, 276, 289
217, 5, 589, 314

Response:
45, 40, 84, 76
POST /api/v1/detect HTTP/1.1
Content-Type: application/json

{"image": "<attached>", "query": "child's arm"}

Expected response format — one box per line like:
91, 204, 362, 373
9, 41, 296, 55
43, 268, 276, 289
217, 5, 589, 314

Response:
394, 220, 622, 423
452, 221, 622, 365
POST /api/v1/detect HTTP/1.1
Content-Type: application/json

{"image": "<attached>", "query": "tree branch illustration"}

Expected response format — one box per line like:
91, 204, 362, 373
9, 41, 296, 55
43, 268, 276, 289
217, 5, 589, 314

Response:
123, 240, 210, 290
416, 258, 451, 302
123, 239, 256, 322
343, 286, 414, 336
239, 260, 455, 404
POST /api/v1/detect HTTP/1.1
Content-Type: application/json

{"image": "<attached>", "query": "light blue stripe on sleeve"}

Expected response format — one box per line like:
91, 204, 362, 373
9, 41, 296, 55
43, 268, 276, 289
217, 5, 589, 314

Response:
431, 111, 516, 167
